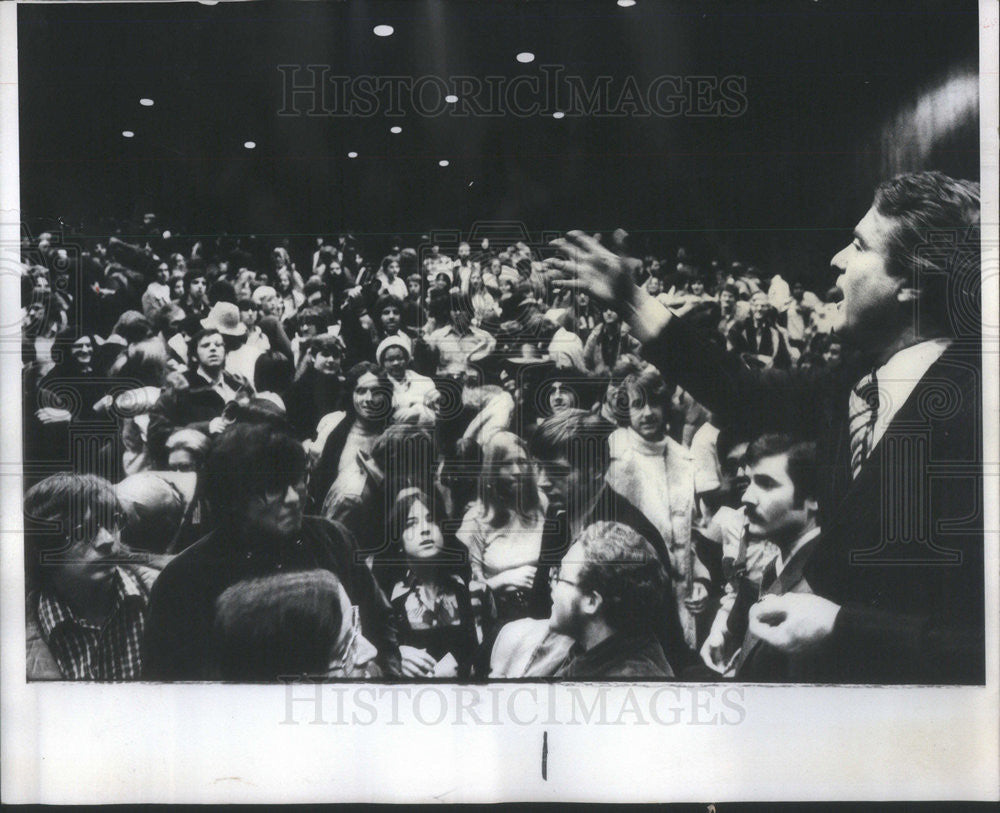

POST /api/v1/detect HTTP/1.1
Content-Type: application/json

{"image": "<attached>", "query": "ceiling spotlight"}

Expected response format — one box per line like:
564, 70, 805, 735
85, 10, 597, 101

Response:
438, 160, 450, 167
617, 0, 637, 7
516, 52, 535, 64
244, 141, 256, 149
139, 98, 154, 107
373, 24, 394, 37
121, 130, 135, 138
445, 94, 458, 104
390, 126, 402, 134
552, 111, 565, 119
347, 151, 358, 158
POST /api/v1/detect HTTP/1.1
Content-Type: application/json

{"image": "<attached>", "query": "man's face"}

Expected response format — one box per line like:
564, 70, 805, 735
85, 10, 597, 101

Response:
741, 453, 811, 544
49, 509, 125, 599
71, 336, 94, 367
157, 263, 171, 284
719, 441, 750, 503
750, 293, 769, 322
353, 372, 386, 422
458, 243, 470, 260
168, 448, 198, 472
720, 290, 736, 312
547, 381, 574, 413
196, 332, 225, 371
239, 306, 257, 328
450, 308, 470, 332
645, 276, 662, 296
792, 282, 804, 302
830, 205, 902, 342
263, 295, 285, 319
549, 540, 587, 637
189, 276, 207, 299
380, 305, 401, 334
382, 346, 408, 380
406, 277, 422, 297
627, 384, 666, 442
822, 341, 843, 368
34, 276, 51, 295
243, 473, 306, 541
602, 308, 619, 325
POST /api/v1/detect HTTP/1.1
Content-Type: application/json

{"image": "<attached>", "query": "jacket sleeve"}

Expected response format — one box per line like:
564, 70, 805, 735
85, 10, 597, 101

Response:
146, 387, 181, 467
325, 519, 403, 677
641, 316, 822, 437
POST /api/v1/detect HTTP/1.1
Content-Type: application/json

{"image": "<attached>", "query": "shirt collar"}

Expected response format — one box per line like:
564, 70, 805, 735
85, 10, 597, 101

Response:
775, 526, 822, 577
37, 567, 143, 637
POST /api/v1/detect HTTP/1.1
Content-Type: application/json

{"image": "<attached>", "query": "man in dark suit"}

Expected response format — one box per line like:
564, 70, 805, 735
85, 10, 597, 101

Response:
701, 434, 829, 681
547, 171, 983, 683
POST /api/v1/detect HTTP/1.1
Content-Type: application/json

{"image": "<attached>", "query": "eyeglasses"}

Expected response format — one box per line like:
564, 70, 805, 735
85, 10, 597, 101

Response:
68, 510, 127, 543
259, 473, 309, 504
549, 568, 579, 589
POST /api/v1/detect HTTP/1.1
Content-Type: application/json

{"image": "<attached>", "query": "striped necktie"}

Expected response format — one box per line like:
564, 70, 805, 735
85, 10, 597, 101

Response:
847, 369, 879, 479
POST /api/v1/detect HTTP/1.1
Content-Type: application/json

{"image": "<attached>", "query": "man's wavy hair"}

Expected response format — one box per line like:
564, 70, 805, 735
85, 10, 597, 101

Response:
873, 171, 980, 337
573, 521, 666, 634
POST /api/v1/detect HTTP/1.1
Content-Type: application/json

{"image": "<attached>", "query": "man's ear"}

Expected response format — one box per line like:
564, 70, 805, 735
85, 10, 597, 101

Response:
580, 589, 603, 619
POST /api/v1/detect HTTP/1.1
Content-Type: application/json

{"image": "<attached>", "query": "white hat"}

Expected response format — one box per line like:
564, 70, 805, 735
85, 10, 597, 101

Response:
375, 333, 412, 364
200, 302, 247, 336
251, 285, 277, 305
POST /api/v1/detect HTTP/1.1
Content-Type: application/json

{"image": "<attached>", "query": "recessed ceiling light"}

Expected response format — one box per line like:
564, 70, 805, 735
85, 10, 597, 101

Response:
121, 130, 135, 138
373, 24, 394, 37
552, 111, 565, 119
617, 0, 637, 7
244, 141, 256, 149
347, 151, 358, 158
139, 98, 154, 107
438, 160, 450, 167
516, 52, 535, 64
390, 126, 402, 134
445, 94, 458, 104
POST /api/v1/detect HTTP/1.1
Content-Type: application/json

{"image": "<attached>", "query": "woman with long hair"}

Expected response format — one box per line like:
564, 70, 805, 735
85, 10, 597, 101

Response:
456, 431, 549, 624
387, 488, 485, 678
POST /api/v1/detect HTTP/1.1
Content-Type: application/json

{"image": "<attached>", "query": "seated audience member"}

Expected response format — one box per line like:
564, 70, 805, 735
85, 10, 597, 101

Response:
494, 522, 673, 679
164, 427, 211, 473
116, 470, 195, 556
387, 489, 485, 679
700, 435, 824, 681
605, 366, 706, 649
286, 332, 347, 441
424, 293, 497, 378
146, 327, 254, 466
211, 570, 380, 681
457, 431, 551, 626
582, 307, 642, 376
728, 291, 793, 369
24, 473, 162, 680
309, 361, 391, 511
142, 421, 401, 679
376, 333, 438, 417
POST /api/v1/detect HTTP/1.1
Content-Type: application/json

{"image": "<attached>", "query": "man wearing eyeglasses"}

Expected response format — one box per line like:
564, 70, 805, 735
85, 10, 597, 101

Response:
24, 473, 162, 681
548, 521, 674, 679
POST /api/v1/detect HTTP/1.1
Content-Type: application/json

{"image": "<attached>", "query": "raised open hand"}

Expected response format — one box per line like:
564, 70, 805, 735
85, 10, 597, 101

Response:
544, 231, 639, 305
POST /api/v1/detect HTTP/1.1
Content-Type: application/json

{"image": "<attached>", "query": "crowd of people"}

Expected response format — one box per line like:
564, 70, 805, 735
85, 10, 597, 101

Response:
20, 170, 984, 683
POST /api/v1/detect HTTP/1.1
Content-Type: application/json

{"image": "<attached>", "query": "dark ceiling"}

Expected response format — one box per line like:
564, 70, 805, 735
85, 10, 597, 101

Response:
17, 0, 980, 281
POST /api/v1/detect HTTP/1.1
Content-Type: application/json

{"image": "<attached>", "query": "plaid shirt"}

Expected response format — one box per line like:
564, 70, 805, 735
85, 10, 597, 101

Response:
36, 567, 150, 681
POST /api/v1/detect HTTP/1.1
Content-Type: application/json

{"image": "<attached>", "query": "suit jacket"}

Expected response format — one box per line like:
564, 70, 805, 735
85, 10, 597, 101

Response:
644, 319, 984, 684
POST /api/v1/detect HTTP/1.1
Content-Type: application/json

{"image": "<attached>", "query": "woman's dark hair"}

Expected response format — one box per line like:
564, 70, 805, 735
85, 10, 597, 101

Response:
212, 571, 344, 681
209, 278, 237, 305
110, 337, 169, 387
201, 422, 307, 526
254, 350, 294, 395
